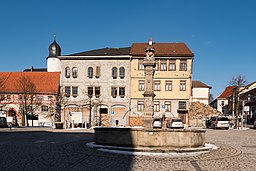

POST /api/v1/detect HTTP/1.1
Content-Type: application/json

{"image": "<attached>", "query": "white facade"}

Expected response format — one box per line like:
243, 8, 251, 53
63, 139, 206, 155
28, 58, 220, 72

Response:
192, 87, 210, 104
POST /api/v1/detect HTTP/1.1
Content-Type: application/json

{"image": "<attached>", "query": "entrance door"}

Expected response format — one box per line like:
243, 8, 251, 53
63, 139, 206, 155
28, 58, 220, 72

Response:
99, 108, 108, 126
9, 110, 17, 126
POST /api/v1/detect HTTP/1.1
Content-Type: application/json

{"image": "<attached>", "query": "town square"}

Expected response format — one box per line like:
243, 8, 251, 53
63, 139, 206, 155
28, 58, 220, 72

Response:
0, 1, 256, 171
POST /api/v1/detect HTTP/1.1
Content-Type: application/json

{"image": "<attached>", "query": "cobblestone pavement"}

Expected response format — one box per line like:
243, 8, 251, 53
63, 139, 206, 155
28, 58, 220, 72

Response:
0, 127, 256, 171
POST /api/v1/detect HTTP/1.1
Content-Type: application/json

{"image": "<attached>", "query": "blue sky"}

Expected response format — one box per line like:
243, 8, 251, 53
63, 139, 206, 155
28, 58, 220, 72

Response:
0, 0, 255, 98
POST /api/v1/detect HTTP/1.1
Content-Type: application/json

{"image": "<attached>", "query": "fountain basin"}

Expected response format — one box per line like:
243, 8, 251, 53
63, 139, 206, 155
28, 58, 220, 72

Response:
94, 127, 206, 150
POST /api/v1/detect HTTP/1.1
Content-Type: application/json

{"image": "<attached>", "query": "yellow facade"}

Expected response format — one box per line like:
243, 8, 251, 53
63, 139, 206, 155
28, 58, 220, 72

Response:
130, 57, 193, 124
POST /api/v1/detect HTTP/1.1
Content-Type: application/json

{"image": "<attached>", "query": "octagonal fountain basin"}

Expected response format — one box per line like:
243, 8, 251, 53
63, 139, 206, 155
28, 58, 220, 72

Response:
94, 127, 208, 153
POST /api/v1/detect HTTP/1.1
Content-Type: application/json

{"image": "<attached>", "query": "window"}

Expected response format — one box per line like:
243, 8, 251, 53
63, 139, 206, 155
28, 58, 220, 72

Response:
179, 101, 187, 110
88, 67, 93, 78
88, 86, 93, 97
154, 81, 161, 91
72, 67, 78, 78
65, 67, 70, 78
180, 80, 186, 91
48, 95, 53, 101
65, 87, 71, 97
180, 60, 187, 71
72, 87, 78, 97
169, 60, 176, 71
95, 86, 100, 98
119, 87, 125, 98
112, 67, 118, 79
154, 101, 160, 112
155, 60, 159, 71
160, 60, 167, 71
26, 106, 32, 111
165, 101, 171, 112
7, 95, 11, 100
119, 67, 125, 79
139, 80, 145, 91
0, 95, 4, 100
137, 101, 144, 111
111, 87, 117, 98
96, 66, 101, 78
138, 60, 144, 70
165, 81, 172, 91
41, 105, 48, 112
36, 96, 44, 101
221, 101, 225, 106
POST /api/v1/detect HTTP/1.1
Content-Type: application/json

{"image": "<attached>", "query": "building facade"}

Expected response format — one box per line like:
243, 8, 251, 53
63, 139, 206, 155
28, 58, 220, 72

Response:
129, 40, 194, 125
0, 72, 60, 126
56, 48, 131, 128
192, 80, 211, 104
47, 38, 194, 127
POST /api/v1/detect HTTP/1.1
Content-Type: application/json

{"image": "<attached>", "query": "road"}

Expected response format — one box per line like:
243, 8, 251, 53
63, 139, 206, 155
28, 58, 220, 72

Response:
0, 127, 256, 171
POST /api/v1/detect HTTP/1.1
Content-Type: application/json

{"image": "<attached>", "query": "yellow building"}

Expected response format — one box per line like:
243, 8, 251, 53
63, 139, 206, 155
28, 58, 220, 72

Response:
129, 39, 194, 125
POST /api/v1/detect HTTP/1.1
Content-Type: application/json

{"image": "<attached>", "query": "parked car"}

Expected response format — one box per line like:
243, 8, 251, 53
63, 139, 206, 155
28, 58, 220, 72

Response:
0, 117, 8, 128
166, 118, 184, 129
210, 116, 230, 130
152, 118, 162, 128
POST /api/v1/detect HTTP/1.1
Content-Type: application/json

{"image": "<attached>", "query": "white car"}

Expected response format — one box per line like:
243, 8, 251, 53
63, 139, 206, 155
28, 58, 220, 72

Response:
210, 116, 230, 130
166, 118, 184, 129
152, 118, 162, 128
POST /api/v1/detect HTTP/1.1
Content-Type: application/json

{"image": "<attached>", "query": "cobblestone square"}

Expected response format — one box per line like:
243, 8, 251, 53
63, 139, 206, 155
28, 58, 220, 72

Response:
0, 127, 256, 171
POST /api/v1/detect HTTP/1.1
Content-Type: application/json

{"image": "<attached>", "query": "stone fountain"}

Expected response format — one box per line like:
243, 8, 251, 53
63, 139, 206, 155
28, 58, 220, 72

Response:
93, 40, 208, 153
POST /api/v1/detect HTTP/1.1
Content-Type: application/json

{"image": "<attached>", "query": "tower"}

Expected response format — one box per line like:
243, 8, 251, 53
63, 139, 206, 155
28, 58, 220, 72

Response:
47, 35, 61, 72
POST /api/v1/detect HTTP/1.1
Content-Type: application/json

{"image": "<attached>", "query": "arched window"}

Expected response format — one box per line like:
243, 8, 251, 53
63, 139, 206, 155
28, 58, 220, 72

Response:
72, 67, 78, 78
119, 67, 125, 79
112, 67, 117, 79
88, 67, 93, 78
65, 67, 70, 78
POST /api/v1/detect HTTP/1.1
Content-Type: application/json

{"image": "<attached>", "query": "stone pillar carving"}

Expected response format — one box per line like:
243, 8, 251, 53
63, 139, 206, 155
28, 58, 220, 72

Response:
143, 45, 156, 128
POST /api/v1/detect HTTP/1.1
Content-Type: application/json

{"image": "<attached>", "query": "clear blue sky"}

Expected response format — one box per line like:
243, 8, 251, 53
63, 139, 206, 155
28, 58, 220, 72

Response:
0, 0, 255, 98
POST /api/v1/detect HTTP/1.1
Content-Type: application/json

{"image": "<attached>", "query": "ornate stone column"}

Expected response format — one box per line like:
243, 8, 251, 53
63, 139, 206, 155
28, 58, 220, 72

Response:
143, 45, 156, 128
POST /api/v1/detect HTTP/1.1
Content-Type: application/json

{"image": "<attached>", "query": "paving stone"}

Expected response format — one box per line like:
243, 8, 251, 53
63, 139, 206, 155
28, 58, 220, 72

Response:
0, 127, 256, 171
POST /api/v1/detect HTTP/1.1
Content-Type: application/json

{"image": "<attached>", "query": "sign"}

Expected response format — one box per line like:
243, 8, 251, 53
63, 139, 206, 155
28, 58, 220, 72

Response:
111, 111, 114, 115
244, 106, 250, 112
161, 105, 165, 109
7, 117, 13, 123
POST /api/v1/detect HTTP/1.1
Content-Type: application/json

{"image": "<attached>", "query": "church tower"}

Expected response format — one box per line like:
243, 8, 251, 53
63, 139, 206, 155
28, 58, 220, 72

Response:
47, 35, 61, 72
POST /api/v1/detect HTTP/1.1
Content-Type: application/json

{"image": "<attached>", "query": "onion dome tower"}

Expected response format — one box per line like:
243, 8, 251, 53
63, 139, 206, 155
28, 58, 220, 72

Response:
47, 35, 61, 72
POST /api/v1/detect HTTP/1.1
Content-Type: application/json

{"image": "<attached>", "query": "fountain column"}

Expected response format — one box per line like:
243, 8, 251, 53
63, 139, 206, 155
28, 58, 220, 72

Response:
143, 44, 156, 128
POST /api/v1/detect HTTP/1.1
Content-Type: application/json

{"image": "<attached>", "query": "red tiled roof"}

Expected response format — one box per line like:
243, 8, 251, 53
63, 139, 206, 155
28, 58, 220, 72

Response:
0, 72, 60, 94
130, 42, 194, 57
218, 86, 236, 99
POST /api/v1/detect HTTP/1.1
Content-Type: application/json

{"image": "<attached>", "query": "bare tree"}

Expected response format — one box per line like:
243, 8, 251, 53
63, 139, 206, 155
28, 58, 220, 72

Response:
229, 74, 247, 87
228, 74, 247, 129
16, 75, 39, 126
